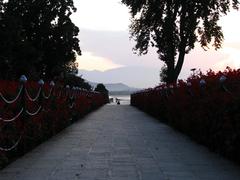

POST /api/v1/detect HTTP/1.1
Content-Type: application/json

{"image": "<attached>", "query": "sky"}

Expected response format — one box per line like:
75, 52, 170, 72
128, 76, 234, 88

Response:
71, 0, 240, 88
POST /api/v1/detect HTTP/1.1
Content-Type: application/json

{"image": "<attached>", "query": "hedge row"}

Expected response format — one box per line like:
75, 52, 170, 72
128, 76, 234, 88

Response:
131, 68, 240, 162
0, 79, 106, 168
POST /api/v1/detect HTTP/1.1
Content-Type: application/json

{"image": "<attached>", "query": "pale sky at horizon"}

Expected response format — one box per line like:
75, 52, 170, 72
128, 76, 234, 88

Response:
71, 0, 240, 88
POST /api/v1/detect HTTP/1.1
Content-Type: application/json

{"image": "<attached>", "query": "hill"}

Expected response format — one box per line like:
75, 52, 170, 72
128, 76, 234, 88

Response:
78, 66, 160, 89
88, 82, 140, 95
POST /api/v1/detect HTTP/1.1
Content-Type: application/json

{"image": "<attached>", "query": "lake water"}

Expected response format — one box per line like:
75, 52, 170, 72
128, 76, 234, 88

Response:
109, 95, 130, 105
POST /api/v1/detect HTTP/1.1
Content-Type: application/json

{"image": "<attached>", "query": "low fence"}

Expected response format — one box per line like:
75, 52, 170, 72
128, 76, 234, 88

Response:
131, 68, 240, 162
0, 75, 105, 167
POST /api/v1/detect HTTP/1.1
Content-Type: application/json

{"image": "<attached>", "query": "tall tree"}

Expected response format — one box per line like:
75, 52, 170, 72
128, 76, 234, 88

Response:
0, 0, 81, 79
122, 0, 239, 83
0, 0, 37, 79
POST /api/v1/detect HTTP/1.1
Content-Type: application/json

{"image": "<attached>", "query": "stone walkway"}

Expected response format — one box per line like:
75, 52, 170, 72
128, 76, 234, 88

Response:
1, 105, 240, 180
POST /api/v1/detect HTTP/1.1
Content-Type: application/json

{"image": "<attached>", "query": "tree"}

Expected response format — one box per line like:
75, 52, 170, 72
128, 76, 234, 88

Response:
0, 0, 81, 79
94, 83, 108, 93
122, 0, 239, 84
0, 0, 32, 79
94, 84, 109, 103
64, 74, 92, 91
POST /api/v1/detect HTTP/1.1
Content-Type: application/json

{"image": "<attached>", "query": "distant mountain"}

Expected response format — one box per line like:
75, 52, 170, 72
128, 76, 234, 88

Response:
88, 82, 140, 94
78, 66, 160, 89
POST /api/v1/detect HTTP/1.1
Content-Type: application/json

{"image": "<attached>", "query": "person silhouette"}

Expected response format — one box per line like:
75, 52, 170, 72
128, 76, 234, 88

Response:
116, 98, 120, 105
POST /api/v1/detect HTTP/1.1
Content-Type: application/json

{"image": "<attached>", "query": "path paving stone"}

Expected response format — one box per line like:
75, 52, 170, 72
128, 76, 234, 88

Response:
1, 105, 240, 180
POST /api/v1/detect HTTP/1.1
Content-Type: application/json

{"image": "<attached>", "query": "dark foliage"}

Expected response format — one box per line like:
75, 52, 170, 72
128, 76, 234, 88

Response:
64, 74, 92, 91
0, 0, 81, 79
94, 84, 109, 103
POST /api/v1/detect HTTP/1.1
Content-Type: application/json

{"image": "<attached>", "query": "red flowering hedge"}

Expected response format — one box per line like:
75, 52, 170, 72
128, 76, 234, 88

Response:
131, 67, 240, 162
0, 79, 106, 168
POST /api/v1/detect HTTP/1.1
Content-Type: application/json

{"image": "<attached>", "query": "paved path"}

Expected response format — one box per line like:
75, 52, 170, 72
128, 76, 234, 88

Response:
1, 105, 240, 180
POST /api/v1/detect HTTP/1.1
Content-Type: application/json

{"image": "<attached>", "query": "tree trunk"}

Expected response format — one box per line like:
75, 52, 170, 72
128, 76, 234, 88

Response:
166, 63, 176, 84
174, 46, 186, 81
172, 3, 187, 83
165, 2, 179, 84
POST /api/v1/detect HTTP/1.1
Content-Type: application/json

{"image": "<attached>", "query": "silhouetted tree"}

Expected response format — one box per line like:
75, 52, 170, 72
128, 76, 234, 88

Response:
0, 0, 81, 79
95, 84, 109, 103
0, 0, 8, 78
64, 74, 92, 90
0, 0, 34, 79
122, 0, 239, 83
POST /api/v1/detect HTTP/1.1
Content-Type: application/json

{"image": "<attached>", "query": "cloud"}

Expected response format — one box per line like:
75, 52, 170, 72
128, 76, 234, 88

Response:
78, 29, 162, 68
179, 46, 228, 79
223, 42, 240, 50
72, 0, 130, 31
180, 43, 240, 79
220, 11, 240, 43
214, 47, 240, 70
76, 51, 123, 71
